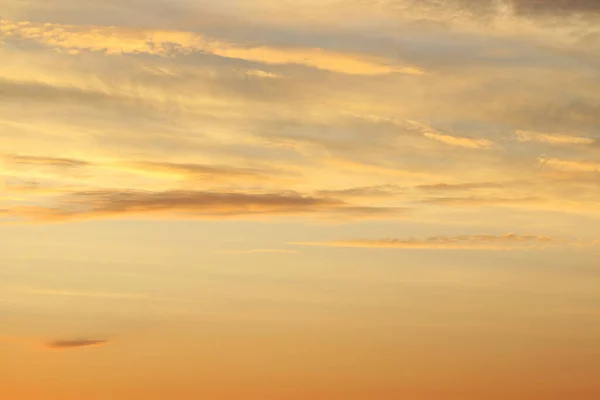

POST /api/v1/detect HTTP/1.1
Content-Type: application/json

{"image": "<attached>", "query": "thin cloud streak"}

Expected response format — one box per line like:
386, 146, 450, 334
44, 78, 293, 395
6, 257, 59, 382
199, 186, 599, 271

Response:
117, 161, 268, 181
45, 339, 109, 350
423, 131, 495, 149
421, 196, 541, 207
292, 234, 595, 250
215, 249, 299, 254
16, 288, 189, 303
0, 336, 111, 351
515, 131, 594, 145
2, 154, 90, 167
539, 158, 600, 173
315, 185, 402, 198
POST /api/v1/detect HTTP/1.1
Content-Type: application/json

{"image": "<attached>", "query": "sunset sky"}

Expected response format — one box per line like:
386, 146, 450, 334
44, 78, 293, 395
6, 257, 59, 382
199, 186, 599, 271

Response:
2, 1, 600, 399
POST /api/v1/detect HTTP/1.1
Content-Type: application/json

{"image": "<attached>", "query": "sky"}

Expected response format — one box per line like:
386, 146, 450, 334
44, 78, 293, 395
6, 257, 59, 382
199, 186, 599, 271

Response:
1, 1, 600, 399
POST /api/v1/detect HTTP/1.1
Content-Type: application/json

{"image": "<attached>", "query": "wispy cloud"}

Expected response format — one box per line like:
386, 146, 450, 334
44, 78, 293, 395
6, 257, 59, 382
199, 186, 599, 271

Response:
215, 249, 299, 254
118, 161, 267, 181
417, 182, 506, 192
0, 19, 423, 76
292, 234, 593, 250
315, 185, 402, 198
421, 196, 540, 207
539, 157, 600, 173
1, 0, 600, 227
2, 154, 90, 168
515, 130, 594, 145
423, 131, 495, 149
406, 121, 495, 149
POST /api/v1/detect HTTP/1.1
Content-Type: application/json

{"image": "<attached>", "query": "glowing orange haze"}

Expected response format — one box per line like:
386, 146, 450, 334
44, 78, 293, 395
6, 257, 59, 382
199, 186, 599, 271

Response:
2, 0, 600, 398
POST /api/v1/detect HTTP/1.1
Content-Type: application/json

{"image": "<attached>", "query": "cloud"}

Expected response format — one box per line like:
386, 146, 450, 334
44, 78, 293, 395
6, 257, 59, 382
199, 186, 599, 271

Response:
315, 185, 402, 198
406, 121, 495, 149
1, 180, 82, 195
509, 0, 600, 16
417, 182, 506, 191
366, 0, 600, 23
8, 188, 401, 222
292, 233, 591, 250
45, 339, 109, 350
421, 196, 540, 207
19, 288, 156, 300
514, 130, 594, 145
0, 19, 423, 76
539, 157, 600, 173
119, 161, 267, 181
1, 0, 599, 228
10, 286, 192, 305
2, 154, 90, 168
423, 131, 495, 149
215, 248, 299, 254
0, 335, 110, 351
245, 69, 282, 79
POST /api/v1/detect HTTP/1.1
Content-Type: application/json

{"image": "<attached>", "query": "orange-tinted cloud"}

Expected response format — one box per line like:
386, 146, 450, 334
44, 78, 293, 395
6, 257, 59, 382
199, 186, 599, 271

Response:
417, 182, 506, 191
45, 339, 109, 350
406, 120, 495, 149
539, 157, 600, 173
0, 19, 424, 76
315, 185, 402, 198
9, 188, 401, 222
292, 233, 590, 250
215, 249, 299, 254
2, 154, 89, 167
515, 130, 594, 145
423, 131, 495, 149
119, 161, 266, 181
421, 196, 540, 207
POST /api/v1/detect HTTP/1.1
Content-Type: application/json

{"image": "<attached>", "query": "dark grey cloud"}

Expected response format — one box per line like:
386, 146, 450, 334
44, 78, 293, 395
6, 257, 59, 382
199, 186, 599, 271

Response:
46, 339, 109, 350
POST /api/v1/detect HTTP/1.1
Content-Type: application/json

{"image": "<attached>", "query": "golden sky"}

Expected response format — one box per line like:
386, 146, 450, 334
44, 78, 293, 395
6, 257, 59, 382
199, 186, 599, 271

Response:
1, 1, 600, 399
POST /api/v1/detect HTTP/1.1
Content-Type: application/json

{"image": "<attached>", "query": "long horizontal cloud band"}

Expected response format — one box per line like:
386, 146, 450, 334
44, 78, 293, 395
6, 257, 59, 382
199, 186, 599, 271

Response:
292, 234, 597, 250
0, 19, 423, 76
6, 189, 406, 222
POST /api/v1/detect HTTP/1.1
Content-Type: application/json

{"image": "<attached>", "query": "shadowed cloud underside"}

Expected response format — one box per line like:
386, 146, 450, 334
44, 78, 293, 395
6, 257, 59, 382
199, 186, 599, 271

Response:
45, 339, 109, 350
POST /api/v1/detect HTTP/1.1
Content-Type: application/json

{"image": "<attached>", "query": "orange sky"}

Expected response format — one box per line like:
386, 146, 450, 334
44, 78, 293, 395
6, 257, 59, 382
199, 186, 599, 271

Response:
2, 1, 600, 399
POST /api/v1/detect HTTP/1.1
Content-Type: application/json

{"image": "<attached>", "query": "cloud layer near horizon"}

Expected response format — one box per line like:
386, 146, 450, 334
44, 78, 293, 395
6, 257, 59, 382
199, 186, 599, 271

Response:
292, 234, 596, 250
